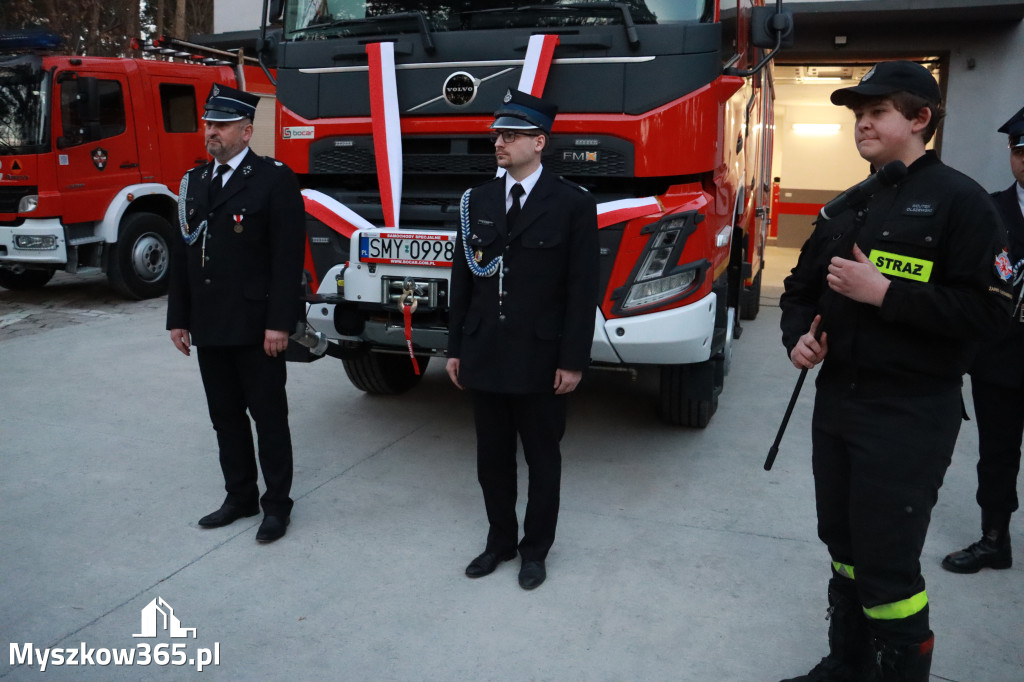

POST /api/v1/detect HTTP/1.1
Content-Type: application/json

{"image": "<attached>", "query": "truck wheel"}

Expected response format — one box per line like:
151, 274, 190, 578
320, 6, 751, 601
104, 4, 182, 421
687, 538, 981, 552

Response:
107, 212, 173, 300
342, 352, 431, 394
740, 269, 762, 320
658, 359, 722, 428
0, 267, 55, 290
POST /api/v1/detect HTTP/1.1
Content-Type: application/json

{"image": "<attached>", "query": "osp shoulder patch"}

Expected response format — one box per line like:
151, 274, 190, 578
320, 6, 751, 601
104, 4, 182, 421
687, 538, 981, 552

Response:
870, 249, 933, 282
994, 248, 1014, 281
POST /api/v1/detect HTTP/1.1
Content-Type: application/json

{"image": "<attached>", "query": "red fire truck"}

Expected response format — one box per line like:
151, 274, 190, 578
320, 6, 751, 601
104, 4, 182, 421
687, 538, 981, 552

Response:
0, 32, 274, 298
271, 0, 792, 426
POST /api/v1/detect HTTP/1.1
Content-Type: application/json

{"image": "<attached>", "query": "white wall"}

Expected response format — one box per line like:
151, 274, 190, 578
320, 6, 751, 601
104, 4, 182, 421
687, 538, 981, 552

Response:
941, 20, 1023, 193
214, 0, 264, 33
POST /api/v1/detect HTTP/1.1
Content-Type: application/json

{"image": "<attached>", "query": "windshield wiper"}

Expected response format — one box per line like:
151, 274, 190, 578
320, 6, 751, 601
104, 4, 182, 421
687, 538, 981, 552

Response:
463, 3, 641, 49
291, 11, 435, 54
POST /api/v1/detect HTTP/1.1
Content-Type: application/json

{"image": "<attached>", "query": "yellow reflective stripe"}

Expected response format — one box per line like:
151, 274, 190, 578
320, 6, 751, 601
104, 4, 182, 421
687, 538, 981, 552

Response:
832, 561, 855, 580
863, 590, 928, 621
869, 249, 933, 282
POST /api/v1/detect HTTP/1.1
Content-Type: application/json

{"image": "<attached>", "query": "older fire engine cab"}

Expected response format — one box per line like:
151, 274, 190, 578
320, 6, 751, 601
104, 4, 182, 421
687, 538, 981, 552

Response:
0, 32, 273, 298
270, 0, 792, 426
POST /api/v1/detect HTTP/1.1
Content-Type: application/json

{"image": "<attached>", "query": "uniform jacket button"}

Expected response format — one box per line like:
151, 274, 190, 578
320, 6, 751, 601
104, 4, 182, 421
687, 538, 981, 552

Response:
204, 278, 212, 285
499, 314, 506, 321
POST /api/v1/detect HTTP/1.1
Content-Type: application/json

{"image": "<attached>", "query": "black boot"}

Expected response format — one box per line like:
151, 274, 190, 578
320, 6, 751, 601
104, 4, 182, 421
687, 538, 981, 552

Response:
941, 510, 1012, 573
780, 580, 874, 682
873, 632, 933, 682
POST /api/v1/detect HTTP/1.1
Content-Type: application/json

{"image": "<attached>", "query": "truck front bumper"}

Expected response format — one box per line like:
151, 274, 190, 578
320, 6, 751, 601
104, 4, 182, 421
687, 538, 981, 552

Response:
592, 293, 716, 365
0, 219, 68, 265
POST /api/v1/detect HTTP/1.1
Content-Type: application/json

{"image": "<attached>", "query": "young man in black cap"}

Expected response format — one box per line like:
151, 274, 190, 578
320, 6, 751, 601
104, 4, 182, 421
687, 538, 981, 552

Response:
446, 89, 599, 590
167, 84, 305, 543
779, 61, 1011, 680
942, 105, 1024, 575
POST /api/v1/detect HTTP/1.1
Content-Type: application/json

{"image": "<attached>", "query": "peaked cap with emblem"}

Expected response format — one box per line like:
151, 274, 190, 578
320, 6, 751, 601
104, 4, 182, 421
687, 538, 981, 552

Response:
202, 83, 259, 122
998, 105, 1024, 149
491, 89, 558, 135
830, 60, 941, 107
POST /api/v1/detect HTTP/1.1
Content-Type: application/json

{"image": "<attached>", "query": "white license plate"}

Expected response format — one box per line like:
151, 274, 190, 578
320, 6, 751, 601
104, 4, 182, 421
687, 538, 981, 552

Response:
359, 231, 454, 266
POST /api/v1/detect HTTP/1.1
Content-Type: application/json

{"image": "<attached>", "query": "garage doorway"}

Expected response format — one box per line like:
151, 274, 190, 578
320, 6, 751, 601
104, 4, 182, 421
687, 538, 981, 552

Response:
770, 59, 943, 248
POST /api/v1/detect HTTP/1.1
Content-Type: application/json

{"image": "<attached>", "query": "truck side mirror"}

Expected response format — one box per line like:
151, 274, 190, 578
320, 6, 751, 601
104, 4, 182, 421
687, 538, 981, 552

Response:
750, 7, 794, 49
267, 0, 284, 24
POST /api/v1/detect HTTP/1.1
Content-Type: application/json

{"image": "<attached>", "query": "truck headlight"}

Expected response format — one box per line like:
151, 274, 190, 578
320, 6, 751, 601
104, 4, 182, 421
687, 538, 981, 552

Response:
14, 235, 59, 250
18, 195, 39, 213
622, 270, 697, 310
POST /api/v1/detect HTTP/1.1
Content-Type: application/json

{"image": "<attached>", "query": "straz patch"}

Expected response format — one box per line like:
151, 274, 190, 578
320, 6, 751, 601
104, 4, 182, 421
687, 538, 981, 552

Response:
870, 249, 933, 282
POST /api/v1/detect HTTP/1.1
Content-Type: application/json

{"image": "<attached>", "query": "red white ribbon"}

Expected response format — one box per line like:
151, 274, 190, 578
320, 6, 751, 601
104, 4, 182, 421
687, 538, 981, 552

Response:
366, 42, 402, 228
518, 34, 561, 96
302, 189, 375, 236
301, 189, 377, 294
402, 303, 421, 375
596, 197, 663, 229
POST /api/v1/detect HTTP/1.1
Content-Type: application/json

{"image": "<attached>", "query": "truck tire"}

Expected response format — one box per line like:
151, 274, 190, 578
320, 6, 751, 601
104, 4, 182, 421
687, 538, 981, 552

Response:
658, 359, 722, 428
0, 267, 55, 290
342, 352, 431, 394
107, 212, 173, 300
740, 269, 762, 320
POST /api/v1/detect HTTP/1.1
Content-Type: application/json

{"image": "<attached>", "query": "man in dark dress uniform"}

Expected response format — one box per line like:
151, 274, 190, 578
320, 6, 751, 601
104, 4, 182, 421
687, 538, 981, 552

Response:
167, 85, 305, 543
942, 105, 1024, 573
446, 90, 599, 590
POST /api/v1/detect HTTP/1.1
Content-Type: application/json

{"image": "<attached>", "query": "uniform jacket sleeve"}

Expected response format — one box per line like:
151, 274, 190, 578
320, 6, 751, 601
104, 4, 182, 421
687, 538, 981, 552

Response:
559, 185, 599, 370
264, 164, 307, 333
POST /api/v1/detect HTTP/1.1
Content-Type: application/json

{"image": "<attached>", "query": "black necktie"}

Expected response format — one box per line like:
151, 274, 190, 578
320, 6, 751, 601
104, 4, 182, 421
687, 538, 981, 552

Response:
506, 183, 525, 232
209, 164, 229, 202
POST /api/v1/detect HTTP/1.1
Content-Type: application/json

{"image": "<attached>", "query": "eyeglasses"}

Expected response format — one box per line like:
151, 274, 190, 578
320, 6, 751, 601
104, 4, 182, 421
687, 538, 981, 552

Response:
489, 131, 541, 144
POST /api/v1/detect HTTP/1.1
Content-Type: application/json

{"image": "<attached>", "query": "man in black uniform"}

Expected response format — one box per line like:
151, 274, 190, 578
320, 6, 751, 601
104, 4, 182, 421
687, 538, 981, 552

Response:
446, 90, 599, 590
167, 84, 305, 543
778, 62, 1011, 681
942, 106, 1024, 574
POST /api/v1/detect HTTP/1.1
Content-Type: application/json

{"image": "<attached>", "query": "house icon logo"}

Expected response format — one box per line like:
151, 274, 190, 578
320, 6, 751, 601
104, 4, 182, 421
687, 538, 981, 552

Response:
132, 597, 197, 639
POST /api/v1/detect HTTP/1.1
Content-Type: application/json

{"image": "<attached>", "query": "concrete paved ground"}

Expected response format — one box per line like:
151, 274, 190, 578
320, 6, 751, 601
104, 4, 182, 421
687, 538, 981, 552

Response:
1, 247, 1021, 681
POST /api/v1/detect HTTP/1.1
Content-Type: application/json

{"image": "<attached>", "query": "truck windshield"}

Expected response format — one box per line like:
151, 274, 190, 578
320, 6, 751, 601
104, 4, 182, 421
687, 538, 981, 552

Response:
0, 57, 49, 155
285, 0, 710, 37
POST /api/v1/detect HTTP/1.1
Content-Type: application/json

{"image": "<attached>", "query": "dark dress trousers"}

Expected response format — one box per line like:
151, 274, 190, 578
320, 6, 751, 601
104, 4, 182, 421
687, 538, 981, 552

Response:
449, 169, 599, 561
969, 183, 1024, 514
167, 149, 306, 516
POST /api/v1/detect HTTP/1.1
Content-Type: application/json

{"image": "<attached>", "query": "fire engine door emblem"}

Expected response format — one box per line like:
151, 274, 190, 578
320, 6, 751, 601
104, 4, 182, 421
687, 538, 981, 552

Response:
91, 147, 109, 171
443, 72, 479, 107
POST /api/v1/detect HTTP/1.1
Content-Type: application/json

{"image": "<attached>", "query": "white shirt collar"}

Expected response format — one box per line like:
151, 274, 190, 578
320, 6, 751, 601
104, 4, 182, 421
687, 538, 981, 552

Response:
215, 147, 250, 181
1016, 182, 1024, 219
505, 164, 543, 208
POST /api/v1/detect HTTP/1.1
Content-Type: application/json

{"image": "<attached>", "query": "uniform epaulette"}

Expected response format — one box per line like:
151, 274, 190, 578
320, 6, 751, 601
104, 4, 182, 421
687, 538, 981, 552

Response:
470, 175, 503, 190
261, 155, 286, 167
558, 176, 590, 193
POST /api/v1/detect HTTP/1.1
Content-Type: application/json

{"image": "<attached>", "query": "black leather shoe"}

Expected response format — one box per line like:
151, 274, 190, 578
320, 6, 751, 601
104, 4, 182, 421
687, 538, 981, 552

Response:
942, 536, 1012, 573
198, 503, 259, 528
465, 550, 516, 578
518, 560, 546, 590
255, 515, 290, 543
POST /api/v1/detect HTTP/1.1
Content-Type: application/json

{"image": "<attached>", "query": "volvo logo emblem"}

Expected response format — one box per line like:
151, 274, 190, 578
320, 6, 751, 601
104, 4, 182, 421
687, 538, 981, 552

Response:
443, 72, 479, 107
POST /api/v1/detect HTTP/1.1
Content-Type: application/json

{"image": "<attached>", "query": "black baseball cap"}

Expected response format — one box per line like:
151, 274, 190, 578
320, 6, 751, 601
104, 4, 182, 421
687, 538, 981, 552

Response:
202, 84, 259, 122
997, 105, 1024, 149
831, 61, 941, 107
491, 89, 558, 135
